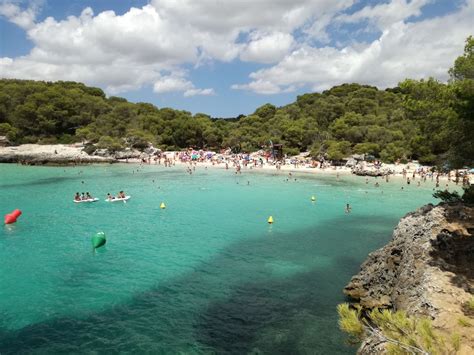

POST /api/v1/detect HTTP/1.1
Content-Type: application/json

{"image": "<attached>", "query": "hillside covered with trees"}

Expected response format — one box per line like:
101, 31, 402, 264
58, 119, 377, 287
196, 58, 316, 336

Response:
0, 36, 472, 168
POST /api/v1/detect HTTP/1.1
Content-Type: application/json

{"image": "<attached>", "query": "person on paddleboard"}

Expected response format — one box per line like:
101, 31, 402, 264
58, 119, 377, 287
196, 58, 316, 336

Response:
107, 193, 115, 200
74, 192, 81, 201
117, 191, 126, 198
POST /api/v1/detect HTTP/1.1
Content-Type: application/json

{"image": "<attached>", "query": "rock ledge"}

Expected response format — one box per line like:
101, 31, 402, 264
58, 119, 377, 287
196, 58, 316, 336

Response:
344, 203, 474, 353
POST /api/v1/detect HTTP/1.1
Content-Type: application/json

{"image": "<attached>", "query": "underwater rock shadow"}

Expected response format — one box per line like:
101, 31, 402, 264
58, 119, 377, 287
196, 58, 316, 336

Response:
0, 216, 392, 354
193, 257, 359, 355
0, 176, 74, 189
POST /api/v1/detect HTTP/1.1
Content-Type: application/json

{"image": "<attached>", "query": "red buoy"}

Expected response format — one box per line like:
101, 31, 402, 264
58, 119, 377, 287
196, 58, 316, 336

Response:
4, 209, 22, 224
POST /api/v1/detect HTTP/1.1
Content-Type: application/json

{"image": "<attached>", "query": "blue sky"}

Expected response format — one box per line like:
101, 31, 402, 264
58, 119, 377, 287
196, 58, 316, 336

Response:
0, 0, 472, 117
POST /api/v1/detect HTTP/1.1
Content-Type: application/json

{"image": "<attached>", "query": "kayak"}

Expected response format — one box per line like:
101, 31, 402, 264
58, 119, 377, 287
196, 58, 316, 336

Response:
105, 196, 131, 202
74, 198, 99, 203
92, 232, 106, 249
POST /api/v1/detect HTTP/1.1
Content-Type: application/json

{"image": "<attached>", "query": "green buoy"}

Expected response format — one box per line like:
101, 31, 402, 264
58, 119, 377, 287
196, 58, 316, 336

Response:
92, 232, 106, 249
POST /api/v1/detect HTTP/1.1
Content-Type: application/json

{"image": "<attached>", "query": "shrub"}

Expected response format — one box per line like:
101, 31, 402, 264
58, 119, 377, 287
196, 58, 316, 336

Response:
468, 298, 474, 311
82, 144, 96, 155
97, 136, 124, 152
432, 190, 462, 203
58, 134, 75, 144
451, 333, 461, 352
283, 147, 300, 156
458, 317, 472, 327
461, 185, 474, 204
433, 185, 474, 204
337, 303, 463, 354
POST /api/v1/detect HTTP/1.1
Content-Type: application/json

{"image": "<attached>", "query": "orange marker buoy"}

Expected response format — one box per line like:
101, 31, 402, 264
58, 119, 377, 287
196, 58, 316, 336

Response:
4, 209, 22, 224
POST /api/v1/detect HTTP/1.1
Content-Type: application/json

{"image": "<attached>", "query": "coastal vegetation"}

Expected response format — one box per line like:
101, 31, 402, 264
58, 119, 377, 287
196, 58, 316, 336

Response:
338, 303, 462, 354
0, 36, 472, 168
432, 185, 474, 204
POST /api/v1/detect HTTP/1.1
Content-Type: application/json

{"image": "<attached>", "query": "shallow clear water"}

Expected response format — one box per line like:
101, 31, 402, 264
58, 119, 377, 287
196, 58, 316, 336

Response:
0, 164, 442, 354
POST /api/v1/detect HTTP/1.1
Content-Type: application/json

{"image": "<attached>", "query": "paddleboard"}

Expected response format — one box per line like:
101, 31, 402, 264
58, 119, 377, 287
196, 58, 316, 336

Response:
105, 196, 131, 202
73, 198, 99, 203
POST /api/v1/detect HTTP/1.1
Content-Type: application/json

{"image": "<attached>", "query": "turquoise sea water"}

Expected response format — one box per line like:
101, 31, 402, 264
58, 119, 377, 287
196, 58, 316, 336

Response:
0, 164, 442, 354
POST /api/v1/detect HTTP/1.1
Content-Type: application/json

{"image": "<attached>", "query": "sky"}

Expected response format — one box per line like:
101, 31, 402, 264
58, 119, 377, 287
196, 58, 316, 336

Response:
0, 0, 473, 117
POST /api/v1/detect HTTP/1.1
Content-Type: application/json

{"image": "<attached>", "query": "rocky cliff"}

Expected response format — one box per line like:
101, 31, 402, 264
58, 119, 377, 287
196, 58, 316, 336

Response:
344, 203, 474, 354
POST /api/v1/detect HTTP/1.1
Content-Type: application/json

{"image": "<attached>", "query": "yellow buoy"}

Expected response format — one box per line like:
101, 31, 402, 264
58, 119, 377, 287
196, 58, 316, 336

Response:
311, 195, 316, 201
160, 202, 166, 209
267, 216, 274, 224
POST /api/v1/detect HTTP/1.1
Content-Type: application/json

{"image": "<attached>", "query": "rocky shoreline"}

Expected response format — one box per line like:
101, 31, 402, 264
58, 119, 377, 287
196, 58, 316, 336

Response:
0, 144, 114, 165
344, 203, 474, 354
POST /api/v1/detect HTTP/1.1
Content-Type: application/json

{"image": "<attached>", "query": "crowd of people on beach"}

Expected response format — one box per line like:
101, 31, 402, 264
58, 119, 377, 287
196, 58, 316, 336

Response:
128, 148, 472, 188
118, 148, 470, 217
70, 147, 472, 211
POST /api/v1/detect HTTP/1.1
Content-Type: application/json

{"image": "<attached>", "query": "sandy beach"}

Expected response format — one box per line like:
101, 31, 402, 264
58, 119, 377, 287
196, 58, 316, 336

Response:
0, 144, 470, 187
120, 156, 468, 187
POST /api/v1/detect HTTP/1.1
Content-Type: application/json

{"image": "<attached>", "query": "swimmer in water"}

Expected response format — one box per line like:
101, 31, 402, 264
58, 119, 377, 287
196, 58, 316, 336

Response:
345, 203, 352, 213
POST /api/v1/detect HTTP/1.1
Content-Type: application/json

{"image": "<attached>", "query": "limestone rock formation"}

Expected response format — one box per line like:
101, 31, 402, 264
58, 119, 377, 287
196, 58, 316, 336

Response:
0, 144, 114, 164
344, 203, 474, 353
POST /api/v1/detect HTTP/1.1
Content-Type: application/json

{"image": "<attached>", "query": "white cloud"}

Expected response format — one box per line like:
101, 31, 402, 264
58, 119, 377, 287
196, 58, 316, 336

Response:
183, 88, 215, 97
232, 80, 283, 95
153, 75, 214, 97
235, 0, 474, 94
337, 0, 431, 30
0, 3, 210, 95
0, 0, 472, 99
240, 31, 295, 64
0, 0, 357, 94
0, 0, 38, 29
151, 0, 354, 34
